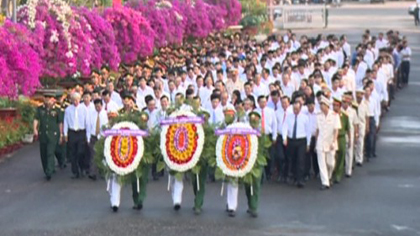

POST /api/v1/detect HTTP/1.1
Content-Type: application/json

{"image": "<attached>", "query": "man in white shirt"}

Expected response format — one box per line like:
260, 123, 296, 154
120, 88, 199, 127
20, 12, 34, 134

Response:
331, 75, 345, 99
102, 90, 119, 116
136, 77, 154, 109
376, 32, 389, 50
281, 73, 296, 99
305, 98, 319, 178
208, 94, 225, 127
253, 74, 270, 98
256, 96, 277, 180
64, 92, 90, 179
275, 96, 291, 181
364, 86, 379, 161
354, 89, 369, 166
315, 96, 341, 190
86, 99, 108, 180
106, 81, 123, 108
81, 92, 95, 114
282, 102, 311, 188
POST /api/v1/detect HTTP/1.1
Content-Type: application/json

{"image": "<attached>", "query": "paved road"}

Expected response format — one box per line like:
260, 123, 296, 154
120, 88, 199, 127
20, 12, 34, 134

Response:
1, 4, 420, 236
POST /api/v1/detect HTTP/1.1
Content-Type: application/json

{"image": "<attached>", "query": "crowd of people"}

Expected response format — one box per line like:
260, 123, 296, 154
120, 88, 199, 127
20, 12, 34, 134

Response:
33, 28, 412, 217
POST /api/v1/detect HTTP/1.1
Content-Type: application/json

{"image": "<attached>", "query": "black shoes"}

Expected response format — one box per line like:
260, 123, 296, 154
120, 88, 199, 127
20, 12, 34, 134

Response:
174, 204, 181, 211
133, 204, 143, 211
356, 163, 363, 167
227, 210, 236, 217
71, 174, 80, 179
320, 185, 330, 190
88, 175, 97, 181
345, 174, 351, 178
193, 207, 201, 215
297, 182, 305, 188
45, 176, 51, 181
112, 206, 118, 212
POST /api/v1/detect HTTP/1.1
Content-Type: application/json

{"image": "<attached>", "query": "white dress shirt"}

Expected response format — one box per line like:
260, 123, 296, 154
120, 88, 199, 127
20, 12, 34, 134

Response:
281, 83, 295, 99
145, 109, 159, 130
103, 100, 120, 114
305, 110, 318, 137
110, 91, 123, 108
282, 112, 311, 146
87, 109, 109, 142
253, 83, 269, 98
208, 106, 225, 127
64, 104, 89, 138
255, 107, 277, 141
275, 108, 289, 136
136, 86, 154, 109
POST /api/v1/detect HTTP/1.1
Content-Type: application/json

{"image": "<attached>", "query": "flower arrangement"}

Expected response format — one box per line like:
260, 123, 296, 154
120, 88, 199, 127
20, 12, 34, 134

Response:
103, 7, 155, 64
215, 123, 258, 178
0, 21, 41, 98
160, 110, 205, 172
103, 121, 144, 176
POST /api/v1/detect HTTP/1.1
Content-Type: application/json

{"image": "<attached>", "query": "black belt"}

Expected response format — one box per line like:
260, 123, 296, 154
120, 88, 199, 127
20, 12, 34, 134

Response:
69, 129, 86, 132
288, 137, 306, 142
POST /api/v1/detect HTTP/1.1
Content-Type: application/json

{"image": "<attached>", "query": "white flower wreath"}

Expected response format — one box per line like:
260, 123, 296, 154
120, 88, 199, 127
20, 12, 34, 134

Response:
104, 121, 144, 176
160, 110, 205, 172
216, 122, 259, 178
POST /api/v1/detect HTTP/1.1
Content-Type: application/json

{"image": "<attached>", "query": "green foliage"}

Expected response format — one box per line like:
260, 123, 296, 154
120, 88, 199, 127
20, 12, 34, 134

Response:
93, 110, 154, 185
239, 0, 268, 27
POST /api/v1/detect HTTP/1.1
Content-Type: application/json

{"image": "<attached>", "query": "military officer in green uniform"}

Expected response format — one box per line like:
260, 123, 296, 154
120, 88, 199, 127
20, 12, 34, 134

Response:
120, 93, 150, 211
33, 92, 64, 180
332, 97, 350, 184
245, 111, 264, 218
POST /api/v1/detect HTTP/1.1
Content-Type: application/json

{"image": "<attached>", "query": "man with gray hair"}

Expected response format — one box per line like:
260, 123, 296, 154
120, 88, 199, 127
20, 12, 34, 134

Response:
64, 92, 90, 179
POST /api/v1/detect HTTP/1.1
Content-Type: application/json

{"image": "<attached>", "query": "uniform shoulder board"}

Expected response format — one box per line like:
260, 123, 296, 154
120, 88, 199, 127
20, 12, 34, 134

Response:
133, 106, 139, 111
341, 111, 348, 117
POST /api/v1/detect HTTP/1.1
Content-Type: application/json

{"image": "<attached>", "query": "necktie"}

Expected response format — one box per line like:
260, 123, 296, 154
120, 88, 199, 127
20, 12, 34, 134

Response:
95, 113, 100, 136
261, 109, 265, 134
292, 114, 298, 139
105, 103, 108, 111
212, 109, 216, 124
274, 103, 277, 111
74, 106, 79, 130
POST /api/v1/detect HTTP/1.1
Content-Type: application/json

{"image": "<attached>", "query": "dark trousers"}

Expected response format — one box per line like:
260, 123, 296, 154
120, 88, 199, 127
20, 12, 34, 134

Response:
68, 129, 87, 176
306, 136, 318, 177
264, 134, 275, 180
88, 136, 98, 175
401, 61, 410, 85
365, 117, 377, 159
287, 138, 307, 183
40, 140, 58, 177
274, 136, 288, 178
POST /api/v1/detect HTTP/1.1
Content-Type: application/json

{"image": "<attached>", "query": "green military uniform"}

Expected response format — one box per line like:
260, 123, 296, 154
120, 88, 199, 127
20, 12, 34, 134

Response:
35, 102, 64, 178
245, 169, 262, 217
192, 165, 208, 212
119, 106, 150, 208
334, 111, 350, 183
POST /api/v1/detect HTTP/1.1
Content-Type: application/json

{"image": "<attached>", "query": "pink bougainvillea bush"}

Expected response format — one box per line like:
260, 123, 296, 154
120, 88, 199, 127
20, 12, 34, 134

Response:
17, 0, 78, 78
173, 0, 213, 38
0, 21, 41, 97
205, 0, 241, 26
129, 0, 185, 47
0, 0, 242, 93
103, 6, 155, 64
75, 7, 120, 71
